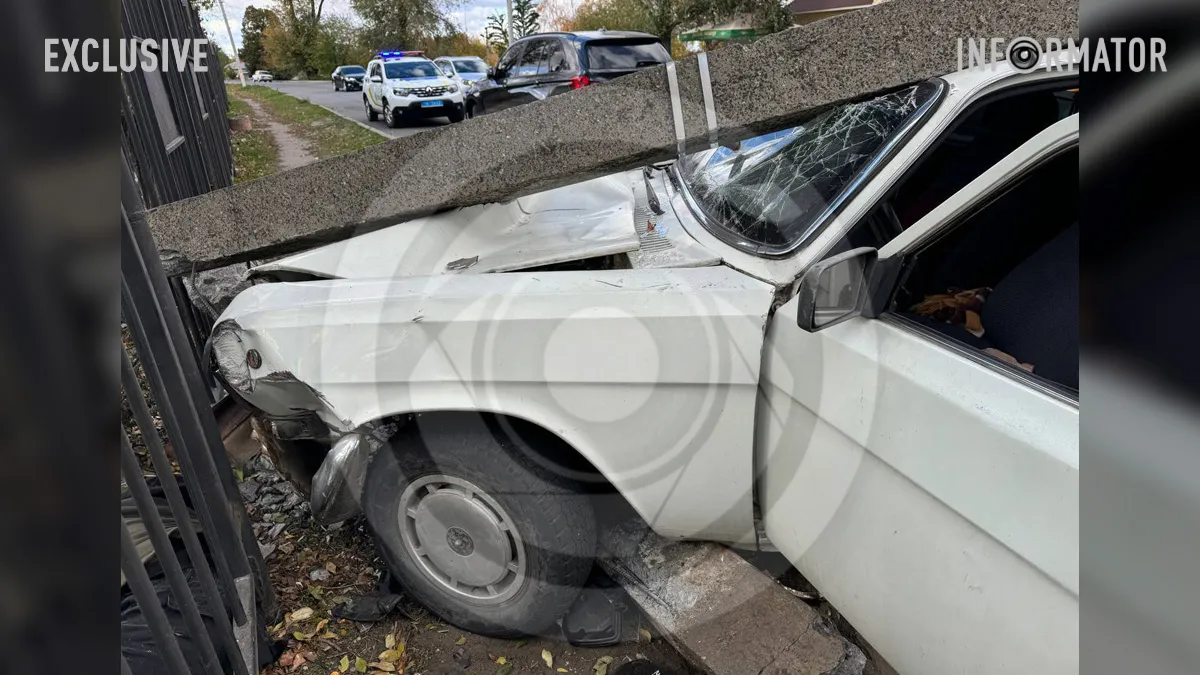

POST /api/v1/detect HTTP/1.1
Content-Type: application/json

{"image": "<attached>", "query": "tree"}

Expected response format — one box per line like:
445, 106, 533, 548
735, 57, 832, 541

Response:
570, 0, 788, 49
240, 6, 275, 73
484, 12, 508, 53
352, 0, 457, 52
511, 0, 541, 37
538, 0, 577, 31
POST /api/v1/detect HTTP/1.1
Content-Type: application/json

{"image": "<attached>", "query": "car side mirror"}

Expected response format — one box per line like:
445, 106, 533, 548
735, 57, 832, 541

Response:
370, 75, 382, 83
489, 67, 505, 79
796, 247, 878, 332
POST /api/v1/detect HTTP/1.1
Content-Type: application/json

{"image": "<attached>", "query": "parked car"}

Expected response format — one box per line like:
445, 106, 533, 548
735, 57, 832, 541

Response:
363, 51, 465, 126
433, 56, 490, 91
210, 54, 1079, 675
250, 70, 273, 82
332, 65, 366, 91
465, 30, 670, 118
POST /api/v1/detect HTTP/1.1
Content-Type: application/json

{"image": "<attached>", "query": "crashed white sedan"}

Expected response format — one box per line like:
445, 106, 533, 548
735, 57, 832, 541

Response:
211, 59, 1079, 675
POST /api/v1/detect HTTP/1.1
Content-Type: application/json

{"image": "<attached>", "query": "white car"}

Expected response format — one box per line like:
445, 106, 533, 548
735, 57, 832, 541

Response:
212, 55, 1079, 675
433, 55, 489, 90
363, 51, 465, 127
250, 70, 273, 82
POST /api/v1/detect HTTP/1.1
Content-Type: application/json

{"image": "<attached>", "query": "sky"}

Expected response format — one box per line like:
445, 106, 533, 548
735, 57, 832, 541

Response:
199, 0, 514, 58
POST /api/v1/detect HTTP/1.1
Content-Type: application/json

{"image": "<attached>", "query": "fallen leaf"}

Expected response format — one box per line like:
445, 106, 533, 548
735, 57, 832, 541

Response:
558, 669, 568, 673
326, 562, 338, 574
455, 636, 467, 646
294, 631, 308, 641
592, 656, 614, 675
514, 639, 529, 648
385, 634, 395, 649
321, 632, 339, 639
291, 654, 308, 671
496, 657, 507, 665
309, 586, 325, 600
639, 628, 652, 643
367, 663, 395, 672
291, 607, 316, 622
355, 656, 368, 673
497, 664, 514, 675
280, 652, 296, 667
331, 671, 340, 675
378, 649, 404, 662
340, 655, 350, 672
542, 649, 554, 668
234, 468, 244, 482
426, 624, 437, 630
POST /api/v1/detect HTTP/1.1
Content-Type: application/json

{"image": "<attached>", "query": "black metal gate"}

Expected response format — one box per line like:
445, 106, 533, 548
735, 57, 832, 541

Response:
121, 150, 275, 675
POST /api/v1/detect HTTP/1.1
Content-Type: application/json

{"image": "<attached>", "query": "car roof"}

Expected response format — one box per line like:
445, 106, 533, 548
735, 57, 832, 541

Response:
446, 56, 485, 61
525, 30, 659, 42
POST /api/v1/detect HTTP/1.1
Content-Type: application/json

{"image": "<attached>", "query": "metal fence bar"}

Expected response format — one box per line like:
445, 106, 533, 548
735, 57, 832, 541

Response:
120, 431, 229, 675
121, 350, 249, 675
120, 523, 192, 675
121, 151, 255, 626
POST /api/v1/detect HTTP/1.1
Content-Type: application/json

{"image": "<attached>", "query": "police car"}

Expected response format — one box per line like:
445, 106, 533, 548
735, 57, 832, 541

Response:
363, 51, 466, 127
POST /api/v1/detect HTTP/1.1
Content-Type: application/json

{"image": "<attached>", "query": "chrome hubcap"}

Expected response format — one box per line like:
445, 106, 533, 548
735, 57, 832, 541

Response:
399, 475, 525, 604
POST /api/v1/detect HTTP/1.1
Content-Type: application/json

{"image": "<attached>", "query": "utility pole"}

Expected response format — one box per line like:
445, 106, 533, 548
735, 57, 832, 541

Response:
506, 0, 514, 42
217, 0, 248, 86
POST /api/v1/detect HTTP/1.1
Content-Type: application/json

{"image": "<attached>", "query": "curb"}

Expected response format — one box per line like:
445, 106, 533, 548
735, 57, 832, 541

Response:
310, 100, 392, 139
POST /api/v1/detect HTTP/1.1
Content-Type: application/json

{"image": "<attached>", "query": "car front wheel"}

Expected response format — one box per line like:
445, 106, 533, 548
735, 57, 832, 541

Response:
365, 96, 378, 121
384, 101, 400, 128
363, 417, 595, 637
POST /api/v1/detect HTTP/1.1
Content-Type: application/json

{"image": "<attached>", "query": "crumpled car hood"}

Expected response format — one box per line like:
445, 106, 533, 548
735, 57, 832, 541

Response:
250, 174, 640, 280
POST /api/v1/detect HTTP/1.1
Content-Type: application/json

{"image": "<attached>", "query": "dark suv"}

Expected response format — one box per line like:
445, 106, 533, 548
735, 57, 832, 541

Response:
465, 30, 671, 118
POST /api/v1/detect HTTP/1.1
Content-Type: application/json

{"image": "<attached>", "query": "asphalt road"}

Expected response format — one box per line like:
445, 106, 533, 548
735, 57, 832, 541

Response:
257, 79, 450, 139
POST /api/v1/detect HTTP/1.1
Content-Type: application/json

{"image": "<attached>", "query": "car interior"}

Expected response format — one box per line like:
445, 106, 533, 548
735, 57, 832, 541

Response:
887, 146, 1079, 392
847, 82, 1077, 250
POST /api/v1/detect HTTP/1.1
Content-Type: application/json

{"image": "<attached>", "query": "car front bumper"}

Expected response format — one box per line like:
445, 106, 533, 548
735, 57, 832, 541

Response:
394, 99, 464, 117
342, 79, 363, 89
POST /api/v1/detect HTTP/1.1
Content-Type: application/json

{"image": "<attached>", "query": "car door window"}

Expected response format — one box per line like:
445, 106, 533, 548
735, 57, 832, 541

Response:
540, 40, 568, 75
497, 44, 523, 76
514, 40, 546, 77
837, 82, 1079, 254
884, 144, 1079, 392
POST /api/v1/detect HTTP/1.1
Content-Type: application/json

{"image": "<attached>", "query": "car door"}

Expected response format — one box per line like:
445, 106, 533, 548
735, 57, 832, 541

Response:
758, 116, 1079, 675
535, 37, 578, 99
476, 42, 525, 114
366, 62, 383, 109
502, 38, 549, 110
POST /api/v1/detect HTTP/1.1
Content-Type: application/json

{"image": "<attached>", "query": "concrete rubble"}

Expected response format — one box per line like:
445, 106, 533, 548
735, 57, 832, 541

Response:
599, 519, 867, 675
147, 0, 1077, 274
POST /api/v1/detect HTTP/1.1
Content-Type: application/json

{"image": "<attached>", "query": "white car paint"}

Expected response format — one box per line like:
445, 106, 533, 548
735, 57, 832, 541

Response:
213, 54, 1080, 675
216, 267, 775, 542
758, 116, 1079, 675
251, 174, 642, 280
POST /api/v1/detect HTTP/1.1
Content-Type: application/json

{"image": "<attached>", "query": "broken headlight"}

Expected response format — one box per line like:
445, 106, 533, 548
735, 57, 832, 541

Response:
208, 321, 253, 395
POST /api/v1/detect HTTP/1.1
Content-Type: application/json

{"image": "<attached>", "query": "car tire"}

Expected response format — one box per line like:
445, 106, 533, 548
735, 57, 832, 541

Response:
465, 102, 476, 119
384, 100, 400, 128
448, 109, 465, 123
334, 80, 341, 91
362, 416, 596, 638
365, 96, 378, 122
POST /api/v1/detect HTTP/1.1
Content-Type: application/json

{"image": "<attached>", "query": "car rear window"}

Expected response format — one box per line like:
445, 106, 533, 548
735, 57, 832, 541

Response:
585, 40, 670, 71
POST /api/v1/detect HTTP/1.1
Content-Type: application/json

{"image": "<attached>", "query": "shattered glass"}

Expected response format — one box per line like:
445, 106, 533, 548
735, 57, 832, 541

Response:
679, 80, 943, 255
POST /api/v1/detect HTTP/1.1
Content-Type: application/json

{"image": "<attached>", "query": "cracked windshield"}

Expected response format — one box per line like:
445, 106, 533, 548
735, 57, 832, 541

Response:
680, 80, 941, 254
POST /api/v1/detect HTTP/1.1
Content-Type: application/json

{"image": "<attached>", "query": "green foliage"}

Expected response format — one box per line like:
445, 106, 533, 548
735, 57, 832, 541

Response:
352, 0, 455, 53
484, 12, 508, 53
241, 6, 276, 73
511, 0, 540, 38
